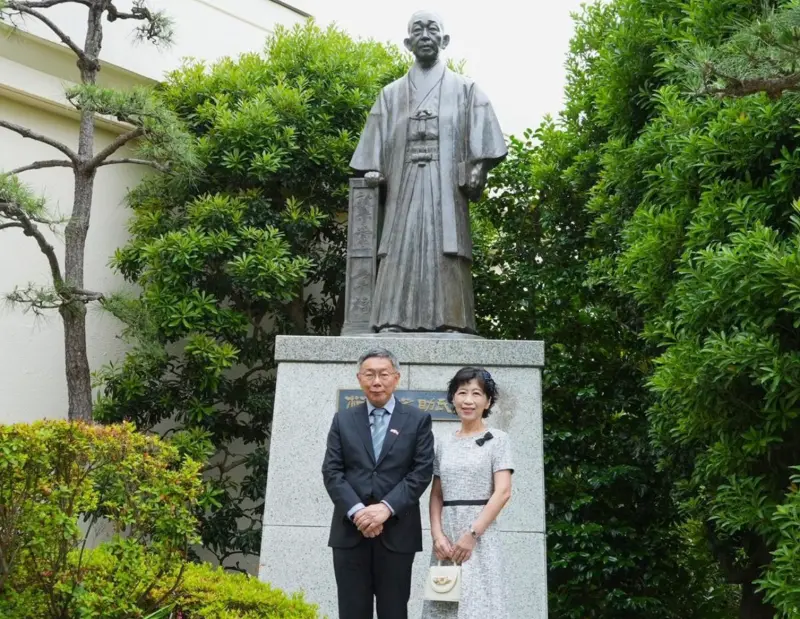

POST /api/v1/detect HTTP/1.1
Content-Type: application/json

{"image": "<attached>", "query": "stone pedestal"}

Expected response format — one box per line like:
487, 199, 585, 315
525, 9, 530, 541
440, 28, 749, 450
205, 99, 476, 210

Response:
258, 335, 547, 619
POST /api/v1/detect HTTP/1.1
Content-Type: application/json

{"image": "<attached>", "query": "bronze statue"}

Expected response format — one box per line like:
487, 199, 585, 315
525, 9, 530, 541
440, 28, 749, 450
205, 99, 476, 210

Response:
349, 10, 507, 336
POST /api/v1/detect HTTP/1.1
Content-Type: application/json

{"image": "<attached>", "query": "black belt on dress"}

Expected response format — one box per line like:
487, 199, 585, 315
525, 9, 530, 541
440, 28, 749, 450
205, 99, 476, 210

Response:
442, 499, 489, 507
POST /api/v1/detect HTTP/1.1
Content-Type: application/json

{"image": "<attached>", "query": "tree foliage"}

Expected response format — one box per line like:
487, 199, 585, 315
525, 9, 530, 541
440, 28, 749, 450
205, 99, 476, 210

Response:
590, 1, 800, 616
473, 118, 734, 619
96, 21, 408, 569
683, 1, 800, 98
0, 0, 194, 421
0, 420, 321, 618
474, 0, 800, 616
153, 562, 319, 618
0, 421, 202, 618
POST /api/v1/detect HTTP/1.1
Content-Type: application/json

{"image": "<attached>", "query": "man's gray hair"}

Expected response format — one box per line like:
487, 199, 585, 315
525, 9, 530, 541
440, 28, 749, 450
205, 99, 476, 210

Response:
357, 347, 400, 372
407, 10, 445, 35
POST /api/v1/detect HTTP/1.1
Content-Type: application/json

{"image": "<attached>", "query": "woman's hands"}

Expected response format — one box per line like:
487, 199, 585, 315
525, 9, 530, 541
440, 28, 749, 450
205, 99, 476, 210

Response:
451, 531, 477, 564
433, 534, 454, 561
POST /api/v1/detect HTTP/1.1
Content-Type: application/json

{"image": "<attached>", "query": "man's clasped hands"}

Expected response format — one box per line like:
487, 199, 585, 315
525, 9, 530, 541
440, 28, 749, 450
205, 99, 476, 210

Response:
353, 503, 392, 538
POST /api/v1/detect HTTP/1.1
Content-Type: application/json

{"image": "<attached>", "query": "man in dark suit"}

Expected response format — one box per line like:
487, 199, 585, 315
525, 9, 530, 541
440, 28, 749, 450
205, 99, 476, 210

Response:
322, 347, 435, 619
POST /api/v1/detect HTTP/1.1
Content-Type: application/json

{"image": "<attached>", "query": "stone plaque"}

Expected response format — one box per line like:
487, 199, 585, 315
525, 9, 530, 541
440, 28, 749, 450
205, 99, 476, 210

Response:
336, 389, 458, 421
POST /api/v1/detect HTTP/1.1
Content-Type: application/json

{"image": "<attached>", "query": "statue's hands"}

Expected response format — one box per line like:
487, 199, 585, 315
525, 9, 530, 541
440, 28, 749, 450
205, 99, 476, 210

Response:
467, 162, 488, 201
364, 170, 383, 188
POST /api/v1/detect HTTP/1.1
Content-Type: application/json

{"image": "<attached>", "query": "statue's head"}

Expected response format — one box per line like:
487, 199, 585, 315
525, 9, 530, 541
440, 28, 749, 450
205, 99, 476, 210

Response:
404, 10, 449, 64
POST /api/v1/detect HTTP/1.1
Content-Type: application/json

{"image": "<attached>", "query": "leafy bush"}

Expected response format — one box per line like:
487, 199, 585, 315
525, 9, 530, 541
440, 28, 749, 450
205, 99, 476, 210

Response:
0, 421, 202, 618
480, 0, 800, 616
97, 20, 408, 567
759, 468, 800, 616
471, 1, 746, 616
586, 2, 800, 615
473, 130, 735, 618
154, 562, 319, 618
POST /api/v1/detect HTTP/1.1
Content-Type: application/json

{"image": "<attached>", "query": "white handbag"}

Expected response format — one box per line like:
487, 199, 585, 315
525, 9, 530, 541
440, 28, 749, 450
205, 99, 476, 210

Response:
423, 560, 461, 602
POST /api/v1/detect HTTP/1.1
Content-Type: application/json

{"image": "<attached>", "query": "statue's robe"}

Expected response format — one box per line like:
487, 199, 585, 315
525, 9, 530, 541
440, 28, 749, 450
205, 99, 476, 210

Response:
350, 61, 506, 333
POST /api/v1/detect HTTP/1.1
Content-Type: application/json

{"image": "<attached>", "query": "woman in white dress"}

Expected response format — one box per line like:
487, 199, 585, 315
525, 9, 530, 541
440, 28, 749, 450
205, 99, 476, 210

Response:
421, 367, 514, 619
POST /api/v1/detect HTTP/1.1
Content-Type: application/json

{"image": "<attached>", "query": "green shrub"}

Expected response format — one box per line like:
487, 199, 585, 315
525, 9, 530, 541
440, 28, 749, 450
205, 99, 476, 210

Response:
759, 468, 800, 616
97, 19, 409, 568
471, 4, 738, 616
503, 0, 800, 615
0, 421, 202, 618
155, 562, 320, 618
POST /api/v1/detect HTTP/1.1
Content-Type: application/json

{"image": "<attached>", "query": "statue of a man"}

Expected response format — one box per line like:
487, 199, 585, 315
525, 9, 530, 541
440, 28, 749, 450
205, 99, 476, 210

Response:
350, 10, 507, 335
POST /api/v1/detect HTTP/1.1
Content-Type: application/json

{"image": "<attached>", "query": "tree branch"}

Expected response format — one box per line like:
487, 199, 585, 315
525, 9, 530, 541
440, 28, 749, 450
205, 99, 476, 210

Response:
29, 213, 67, 227
10, 160, 74, 175
106, 2, 151, 22
105, 1, 174, 45
0, 222, 25, 231
6, 1, 90, 64
96, 158, 169, 173
239, 363, 270, 382
0, 120, 78, 163
87, 127, 145, 170
5, 291, 62, 312
707, 71, 800, 98
0, 202, 63, 289
764, 38, 800, 59
74, 288, 104, 302
8, 0, 91, 7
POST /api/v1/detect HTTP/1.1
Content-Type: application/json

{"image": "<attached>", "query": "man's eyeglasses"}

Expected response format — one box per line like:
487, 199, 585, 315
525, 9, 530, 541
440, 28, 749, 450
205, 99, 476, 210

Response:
359, 371, 398, 382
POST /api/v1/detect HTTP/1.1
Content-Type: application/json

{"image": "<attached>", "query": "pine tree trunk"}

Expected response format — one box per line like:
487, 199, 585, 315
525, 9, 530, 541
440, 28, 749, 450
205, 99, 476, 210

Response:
62, 5, 102, 422
62, 169, 95, 422
60, 303, 92, 421
61, 171, 94, 422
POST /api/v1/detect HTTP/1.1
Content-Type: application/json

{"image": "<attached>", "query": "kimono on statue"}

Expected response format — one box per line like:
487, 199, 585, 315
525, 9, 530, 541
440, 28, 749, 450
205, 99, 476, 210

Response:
350, 60, 507, 334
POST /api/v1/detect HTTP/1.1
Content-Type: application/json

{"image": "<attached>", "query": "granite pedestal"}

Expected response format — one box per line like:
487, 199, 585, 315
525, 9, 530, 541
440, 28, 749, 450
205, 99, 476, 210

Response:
258, 335, 547, 618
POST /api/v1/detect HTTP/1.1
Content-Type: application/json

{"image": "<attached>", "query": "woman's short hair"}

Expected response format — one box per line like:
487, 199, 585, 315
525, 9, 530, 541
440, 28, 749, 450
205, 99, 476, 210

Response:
446, 366, 499, 418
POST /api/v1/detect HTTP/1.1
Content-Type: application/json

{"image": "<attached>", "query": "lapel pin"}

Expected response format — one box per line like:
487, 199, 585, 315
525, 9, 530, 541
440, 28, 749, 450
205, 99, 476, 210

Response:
390, 429, 400, 436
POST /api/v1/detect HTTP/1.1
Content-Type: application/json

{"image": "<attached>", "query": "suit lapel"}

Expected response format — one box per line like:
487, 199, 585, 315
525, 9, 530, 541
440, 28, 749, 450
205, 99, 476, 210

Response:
354, 403, 376, 463
376, 400, 410, 467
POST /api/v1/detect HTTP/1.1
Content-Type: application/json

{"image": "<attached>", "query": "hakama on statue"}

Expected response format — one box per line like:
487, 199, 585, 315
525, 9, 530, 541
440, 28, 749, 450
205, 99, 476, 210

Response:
350, 64, 507, 334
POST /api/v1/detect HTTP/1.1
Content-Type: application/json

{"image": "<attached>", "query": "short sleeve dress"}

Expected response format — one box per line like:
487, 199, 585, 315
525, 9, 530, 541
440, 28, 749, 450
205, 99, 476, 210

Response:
421, 428, 514, 619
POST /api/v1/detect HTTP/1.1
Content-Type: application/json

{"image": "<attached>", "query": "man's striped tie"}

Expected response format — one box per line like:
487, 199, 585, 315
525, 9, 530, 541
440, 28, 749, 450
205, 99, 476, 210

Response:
371, 408, 388, 458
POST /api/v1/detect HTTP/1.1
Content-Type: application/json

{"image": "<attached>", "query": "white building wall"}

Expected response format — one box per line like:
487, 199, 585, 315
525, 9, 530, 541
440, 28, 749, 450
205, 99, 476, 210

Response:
10, 0, 310, 81
0, 1, 309, 424
0, 98, 145, 423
